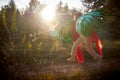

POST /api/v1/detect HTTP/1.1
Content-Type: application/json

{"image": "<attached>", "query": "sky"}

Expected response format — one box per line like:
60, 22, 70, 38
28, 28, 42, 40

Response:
0, 0, 84, 10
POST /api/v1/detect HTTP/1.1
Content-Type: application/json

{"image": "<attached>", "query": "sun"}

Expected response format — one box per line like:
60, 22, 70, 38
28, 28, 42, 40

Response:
41, 5, 55, 21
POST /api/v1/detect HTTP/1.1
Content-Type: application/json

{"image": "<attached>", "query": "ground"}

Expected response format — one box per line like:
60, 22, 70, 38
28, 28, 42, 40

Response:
26, 48, 120, 80
1, 47, 120, 80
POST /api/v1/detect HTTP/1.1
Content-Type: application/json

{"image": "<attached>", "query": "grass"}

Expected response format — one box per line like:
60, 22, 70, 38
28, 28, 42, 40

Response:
0, 40, 120, 80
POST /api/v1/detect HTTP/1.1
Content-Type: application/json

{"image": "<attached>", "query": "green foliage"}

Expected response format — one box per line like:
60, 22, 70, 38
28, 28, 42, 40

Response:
56, 20, 74, 43
10, 8, 17, 32
0, 8, 11, 48
1, 8, 7, 27
29, 0, 40, 11
82, 0, 107, 11
97, 8, 111, 18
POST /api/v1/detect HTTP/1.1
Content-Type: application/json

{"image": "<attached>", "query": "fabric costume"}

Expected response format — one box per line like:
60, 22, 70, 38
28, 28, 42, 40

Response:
75, 11, 103, 59
55, 9, 109, 63
72, 20, 102, 64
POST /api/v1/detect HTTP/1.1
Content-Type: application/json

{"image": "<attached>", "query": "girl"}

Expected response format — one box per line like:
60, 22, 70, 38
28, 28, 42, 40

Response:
67, 12, 103, 64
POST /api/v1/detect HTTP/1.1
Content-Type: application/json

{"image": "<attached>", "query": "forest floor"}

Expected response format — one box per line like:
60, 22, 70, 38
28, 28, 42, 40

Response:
27, 48, 120, 80
1, 47, 120, 80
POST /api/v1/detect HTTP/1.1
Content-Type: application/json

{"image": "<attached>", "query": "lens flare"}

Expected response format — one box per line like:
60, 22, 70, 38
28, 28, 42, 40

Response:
41, 6, 55, 21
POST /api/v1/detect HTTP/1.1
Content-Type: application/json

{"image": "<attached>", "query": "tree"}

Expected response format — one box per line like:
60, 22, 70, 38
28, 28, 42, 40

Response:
9, 0, 16, 8
5, 0, 17, 33
63, 4, 68, 12
56, 1, 63, 12
105, 0, 120, 40
0, 7, 13, 80
29, 0, 41, 12
81, 0, 108, 12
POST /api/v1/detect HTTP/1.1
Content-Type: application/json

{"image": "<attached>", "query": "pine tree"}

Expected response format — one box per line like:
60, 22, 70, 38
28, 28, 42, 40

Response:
29, 0, 40, 12
9, 0, 17, 33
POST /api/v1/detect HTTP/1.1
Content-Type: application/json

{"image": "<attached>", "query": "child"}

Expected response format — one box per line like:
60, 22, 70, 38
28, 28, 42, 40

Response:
67, 12, 102, 64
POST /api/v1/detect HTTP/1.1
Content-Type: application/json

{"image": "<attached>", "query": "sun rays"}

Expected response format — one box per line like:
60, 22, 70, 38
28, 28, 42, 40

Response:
41, 5, 56, 21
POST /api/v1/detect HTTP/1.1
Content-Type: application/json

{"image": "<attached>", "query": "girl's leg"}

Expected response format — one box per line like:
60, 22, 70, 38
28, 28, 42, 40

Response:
67, 37, 83, 61
83, 35, 101, 61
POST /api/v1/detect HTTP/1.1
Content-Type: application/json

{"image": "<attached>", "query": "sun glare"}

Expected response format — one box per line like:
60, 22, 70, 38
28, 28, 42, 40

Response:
41, 6, 55, 21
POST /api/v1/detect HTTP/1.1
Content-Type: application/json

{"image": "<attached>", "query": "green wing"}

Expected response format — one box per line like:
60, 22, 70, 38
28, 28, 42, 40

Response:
76, 10, 104, 36
55, 8, 110, 41
55, 20, 74, 43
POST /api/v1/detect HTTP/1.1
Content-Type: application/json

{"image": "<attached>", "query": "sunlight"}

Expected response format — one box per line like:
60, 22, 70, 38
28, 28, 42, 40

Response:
41, 5, 55, 21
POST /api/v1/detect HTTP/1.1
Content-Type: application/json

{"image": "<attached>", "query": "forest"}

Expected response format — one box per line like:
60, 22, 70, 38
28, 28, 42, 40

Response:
0, 0, 120, 80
